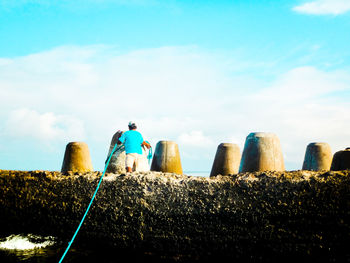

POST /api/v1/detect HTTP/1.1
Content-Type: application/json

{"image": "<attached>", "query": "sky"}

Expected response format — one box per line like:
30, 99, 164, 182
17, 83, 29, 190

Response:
0, 0, 349, 173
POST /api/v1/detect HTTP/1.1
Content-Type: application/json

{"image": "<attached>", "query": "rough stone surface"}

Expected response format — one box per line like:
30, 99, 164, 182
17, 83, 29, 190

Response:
239, 132, 285, 173
151, 141, 183, 174
61, 142, 93, 173
1, 170, 350, 262
105, 131, 126, 174
210, 143, 241, 177
302, 142, 333, 171
331, 148, 350, 171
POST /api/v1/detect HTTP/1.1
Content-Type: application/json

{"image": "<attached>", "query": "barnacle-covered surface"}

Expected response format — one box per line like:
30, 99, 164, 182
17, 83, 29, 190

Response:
0, 170, 349, 262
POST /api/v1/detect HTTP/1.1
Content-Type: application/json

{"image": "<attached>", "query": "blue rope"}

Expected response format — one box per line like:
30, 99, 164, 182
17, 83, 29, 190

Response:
58, 143, 119, 263
145, 141, 153, 165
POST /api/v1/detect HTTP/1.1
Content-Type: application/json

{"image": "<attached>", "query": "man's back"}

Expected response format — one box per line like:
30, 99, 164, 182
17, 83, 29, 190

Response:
119, 130, 143, 154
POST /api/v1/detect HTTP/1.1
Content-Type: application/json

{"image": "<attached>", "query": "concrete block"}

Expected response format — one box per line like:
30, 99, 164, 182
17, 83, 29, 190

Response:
61, 142, 93, 173
150, 141, 183, 174
210, 143, 241, 177
105, 131, 126, 174
239, 132, 285, 173
302, 142, 332, 171
331, 148, 350, 171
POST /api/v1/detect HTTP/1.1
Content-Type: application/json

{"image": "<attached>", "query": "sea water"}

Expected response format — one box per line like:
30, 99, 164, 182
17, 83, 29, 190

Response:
0, 234, 60, 262
0, 234, 131, 262
0, 233, 179, 262
184, 171, 210, 177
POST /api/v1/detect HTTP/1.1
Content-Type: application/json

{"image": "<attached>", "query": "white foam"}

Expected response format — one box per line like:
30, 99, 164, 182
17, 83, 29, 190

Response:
0, 234, 56, 250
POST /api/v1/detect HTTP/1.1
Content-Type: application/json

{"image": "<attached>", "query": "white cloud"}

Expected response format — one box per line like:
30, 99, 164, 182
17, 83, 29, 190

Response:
293, 0, 350, 15
4, 108, 85, 142
257, 66, 350, 101
178, 131, 214, 148
0, 45, 349, 171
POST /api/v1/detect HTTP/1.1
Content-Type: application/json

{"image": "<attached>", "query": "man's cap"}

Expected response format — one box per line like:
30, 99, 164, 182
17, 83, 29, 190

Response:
128, 121, 136, 127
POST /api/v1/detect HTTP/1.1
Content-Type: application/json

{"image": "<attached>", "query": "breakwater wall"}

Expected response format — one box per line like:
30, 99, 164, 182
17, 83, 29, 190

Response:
0, 170, 350, 262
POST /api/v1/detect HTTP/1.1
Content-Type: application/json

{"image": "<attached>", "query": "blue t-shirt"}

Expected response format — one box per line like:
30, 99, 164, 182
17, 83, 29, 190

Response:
119, 130, 144, 154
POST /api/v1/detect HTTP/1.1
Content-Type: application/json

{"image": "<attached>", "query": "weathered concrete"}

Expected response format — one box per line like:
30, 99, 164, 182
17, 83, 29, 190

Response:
210, 143, 241, 177
0, 170, 350, 262
105, 131, 126, 174
239, 132, 285, 173
302, 142, 332, 171
61, 142, 93, 173
331, 148, 350, 171
151, 141, 182, 174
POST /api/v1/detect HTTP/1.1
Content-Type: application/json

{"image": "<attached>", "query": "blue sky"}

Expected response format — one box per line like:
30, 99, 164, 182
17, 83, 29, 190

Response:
0, 0, 350, 173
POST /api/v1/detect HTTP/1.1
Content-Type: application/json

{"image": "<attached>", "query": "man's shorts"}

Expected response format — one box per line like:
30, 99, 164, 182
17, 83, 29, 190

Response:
125, 153, 140, 169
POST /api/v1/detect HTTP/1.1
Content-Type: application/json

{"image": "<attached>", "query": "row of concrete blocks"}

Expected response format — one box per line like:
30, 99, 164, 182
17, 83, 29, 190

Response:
60, 140, 183, 174
60, 132, 350, 176
210, 133, 350, 177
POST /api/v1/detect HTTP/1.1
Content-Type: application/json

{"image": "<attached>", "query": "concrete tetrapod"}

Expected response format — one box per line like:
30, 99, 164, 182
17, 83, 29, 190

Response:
330, 148, 350, 171
302, 142, 332, 171
105, 130, 126, 174
61, 142, 93, 173
239, 132, 285, 173
210, 143, 241, 177
150, 141, 183, 174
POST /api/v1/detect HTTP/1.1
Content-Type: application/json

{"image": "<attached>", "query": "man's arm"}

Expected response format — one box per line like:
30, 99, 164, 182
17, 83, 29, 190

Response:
142, 141, 151, 149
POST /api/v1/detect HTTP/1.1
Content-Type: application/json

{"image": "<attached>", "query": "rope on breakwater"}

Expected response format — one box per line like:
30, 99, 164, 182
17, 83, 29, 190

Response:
145, 141, 153, 165
58, 143, 121, 263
